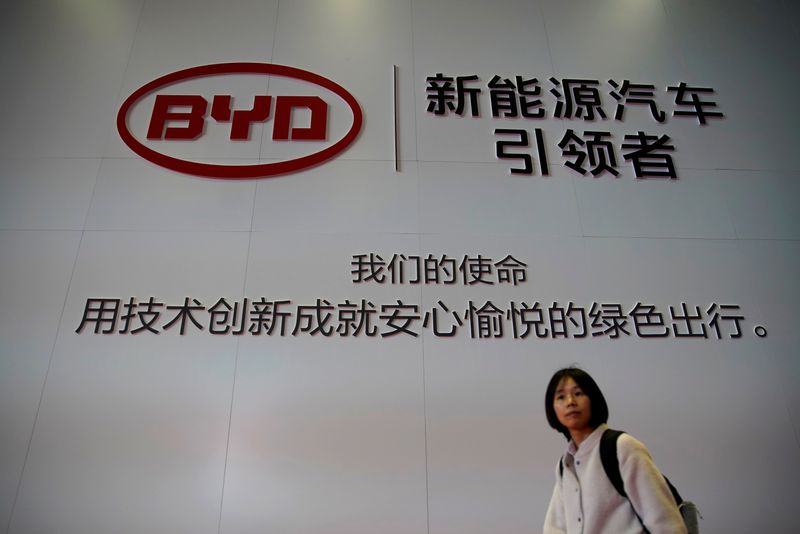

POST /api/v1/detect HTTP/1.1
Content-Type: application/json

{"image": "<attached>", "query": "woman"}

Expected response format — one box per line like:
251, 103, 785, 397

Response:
543, 367, 687, 534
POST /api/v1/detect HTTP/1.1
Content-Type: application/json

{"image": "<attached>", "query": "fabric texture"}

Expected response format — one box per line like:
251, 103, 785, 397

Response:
543, 424, 687, 534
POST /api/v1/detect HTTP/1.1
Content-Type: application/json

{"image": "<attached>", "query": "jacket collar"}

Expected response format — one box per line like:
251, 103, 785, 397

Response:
566, 423, 608, 460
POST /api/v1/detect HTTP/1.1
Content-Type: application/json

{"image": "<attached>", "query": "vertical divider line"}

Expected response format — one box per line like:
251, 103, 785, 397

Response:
394, 65, 400, 172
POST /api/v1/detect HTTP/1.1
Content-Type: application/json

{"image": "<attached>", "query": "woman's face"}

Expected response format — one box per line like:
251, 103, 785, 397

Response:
553, 376, 592, 435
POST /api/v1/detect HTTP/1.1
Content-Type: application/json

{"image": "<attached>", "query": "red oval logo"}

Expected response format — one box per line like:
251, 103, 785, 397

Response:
117, 63, 363, 179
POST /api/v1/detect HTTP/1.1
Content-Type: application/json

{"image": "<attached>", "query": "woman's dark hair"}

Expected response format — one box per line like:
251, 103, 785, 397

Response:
545, 367, 609, 440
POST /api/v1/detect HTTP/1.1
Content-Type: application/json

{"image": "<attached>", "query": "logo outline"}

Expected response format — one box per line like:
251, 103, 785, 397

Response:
117, 62, 363, 179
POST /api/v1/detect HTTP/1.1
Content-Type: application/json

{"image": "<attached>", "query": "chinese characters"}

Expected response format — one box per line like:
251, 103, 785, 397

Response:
426, 74, 723, 179
76, 297, 752, 340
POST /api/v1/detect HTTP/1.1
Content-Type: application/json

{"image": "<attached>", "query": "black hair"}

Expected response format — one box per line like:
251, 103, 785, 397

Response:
545, 367, 609, 440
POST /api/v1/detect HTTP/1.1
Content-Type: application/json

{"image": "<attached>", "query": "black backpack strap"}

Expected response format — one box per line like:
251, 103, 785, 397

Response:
600, 429, 684, 506
601, 429, 651, 532
599, 429, 627, 498
664, 476, 684, 506
558, 458, 563, 478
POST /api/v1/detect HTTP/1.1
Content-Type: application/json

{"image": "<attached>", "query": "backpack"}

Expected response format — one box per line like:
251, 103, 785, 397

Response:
559, 429, 701, 534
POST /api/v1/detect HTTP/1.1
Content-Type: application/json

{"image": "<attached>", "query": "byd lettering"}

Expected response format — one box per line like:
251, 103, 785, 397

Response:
117, 63, 363, 179
147, 94, 327, 141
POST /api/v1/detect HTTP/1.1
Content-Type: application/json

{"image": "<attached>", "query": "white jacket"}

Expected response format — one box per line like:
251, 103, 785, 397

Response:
543, 424, 687, 534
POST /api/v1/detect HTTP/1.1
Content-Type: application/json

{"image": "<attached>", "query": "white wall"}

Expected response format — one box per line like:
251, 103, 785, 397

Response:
1, 1, 798, 533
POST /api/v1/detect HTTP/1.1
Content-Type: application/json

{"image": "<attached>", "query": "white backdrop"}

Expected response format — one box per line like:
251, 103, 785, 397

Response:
1, 1, 799, 533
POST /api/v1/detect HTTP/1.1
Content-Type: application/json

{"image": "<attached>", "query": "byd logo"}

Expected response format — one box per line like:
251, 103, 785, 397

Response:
117, 63, 363, 179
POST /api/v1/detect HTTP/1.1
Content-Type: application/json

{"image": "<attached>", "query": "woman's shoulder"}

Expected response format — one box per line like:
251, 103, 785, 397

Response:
614, 430, 654, 461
